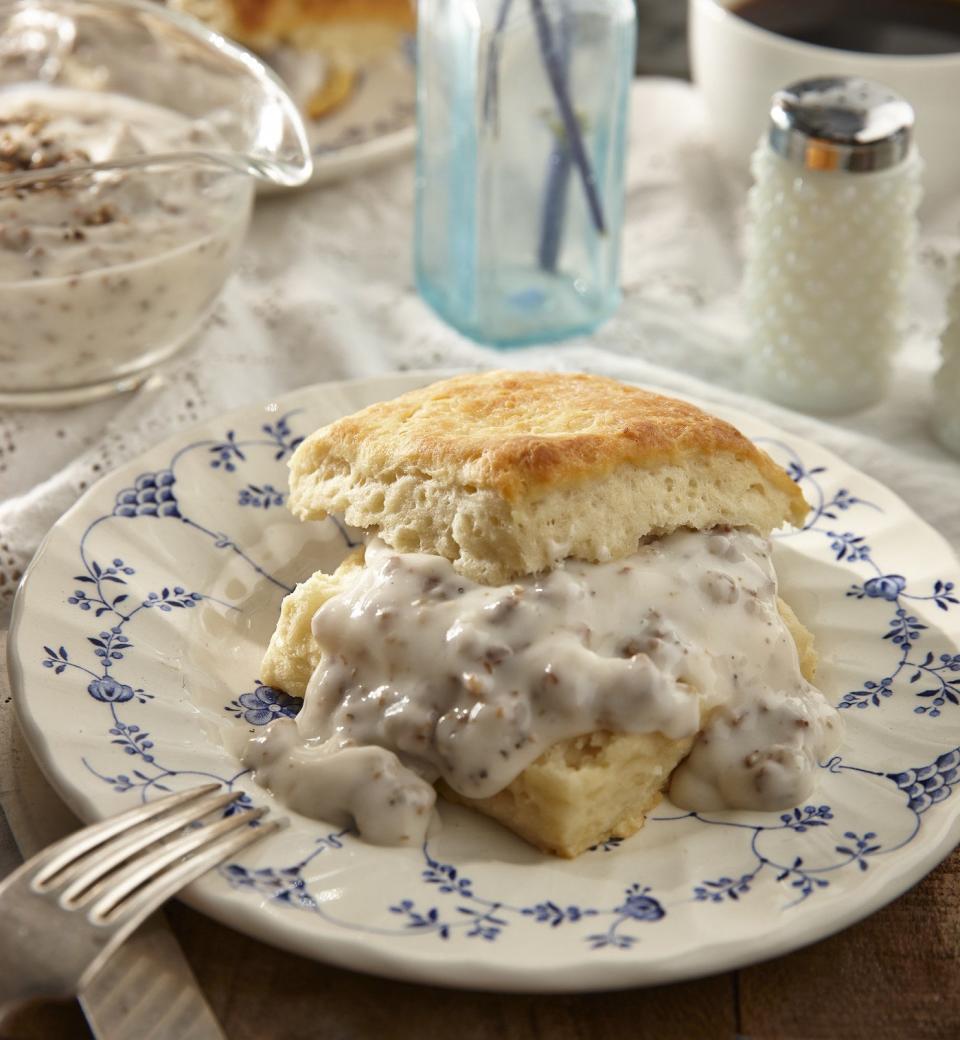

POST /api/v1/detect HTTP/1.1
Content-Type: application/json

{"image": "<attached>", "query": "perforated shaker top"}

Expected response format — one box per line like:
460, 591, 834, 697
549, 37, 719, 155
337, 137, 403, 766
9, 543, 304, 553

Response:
768, 76, 915, 172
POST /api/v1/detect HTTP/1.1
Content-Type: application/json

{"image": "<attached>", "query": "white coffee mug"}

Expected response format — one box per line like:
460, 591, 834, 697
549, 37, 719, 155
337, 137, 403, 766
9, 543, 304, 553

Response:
689, 0, 960, 210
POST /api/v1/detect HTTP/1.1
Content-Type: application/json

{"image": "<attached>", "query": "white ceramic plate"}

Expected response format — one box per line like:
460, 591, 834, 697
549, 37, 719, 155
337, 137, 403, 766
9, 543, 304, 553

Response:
265, 40, 414, 190
10, 373, 960, 991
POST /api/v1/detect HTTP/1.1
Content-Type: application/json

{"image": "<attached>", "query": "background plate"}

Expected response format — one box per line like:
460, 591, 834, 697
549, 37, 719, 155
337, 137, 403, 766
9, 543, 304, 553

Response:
264, 41, 414, 190
9, 372, 960, 991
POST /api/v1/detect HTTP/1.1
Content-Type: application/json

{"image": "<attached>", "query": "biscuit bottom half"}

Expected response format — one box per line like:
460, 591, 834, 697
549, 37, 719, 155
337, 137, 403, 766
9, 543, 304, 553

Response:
443, 600, 816, 858
260, 551, 817, 859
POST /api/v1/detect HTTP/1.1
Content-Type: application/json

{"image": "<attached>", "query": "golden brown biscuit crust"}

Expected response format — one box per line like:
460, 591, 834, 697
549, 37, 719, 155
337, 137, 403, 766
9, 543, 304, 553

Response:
291, 370, 807, 516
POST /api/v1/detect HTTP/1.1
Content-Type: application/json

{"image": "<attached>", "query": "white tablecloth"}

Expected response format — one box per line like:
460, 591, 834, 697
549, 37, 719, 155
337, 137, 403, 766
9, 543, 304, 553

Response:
2, 79, 960, 865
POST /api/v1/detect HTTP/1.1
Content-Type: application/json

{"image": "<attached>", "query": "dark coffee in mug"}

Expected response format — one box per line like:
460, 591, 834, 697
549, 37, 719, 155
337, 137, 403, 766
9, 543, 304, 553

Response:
733, 0, 960, 56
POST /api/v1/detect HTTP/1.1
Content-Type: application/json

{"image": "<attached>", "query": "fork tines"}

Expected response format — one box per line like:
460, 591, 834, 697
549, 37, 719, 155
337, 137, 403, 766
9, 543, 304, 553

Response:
32, 785, 275, 924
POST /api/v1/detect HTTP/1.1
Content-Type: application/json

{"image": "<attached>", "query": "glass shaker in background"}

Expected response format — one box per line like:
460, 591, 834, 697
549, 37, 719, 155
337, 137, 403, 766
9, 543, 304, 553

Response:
742, 78, 922, 415
415, 0, 636, 348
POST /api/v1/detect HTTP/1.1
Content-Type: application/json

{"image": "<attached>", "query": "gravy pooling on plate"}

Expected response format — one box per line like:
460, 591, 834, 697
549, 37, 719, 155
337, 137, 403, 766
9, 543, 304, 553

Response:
244, 530, 842, 845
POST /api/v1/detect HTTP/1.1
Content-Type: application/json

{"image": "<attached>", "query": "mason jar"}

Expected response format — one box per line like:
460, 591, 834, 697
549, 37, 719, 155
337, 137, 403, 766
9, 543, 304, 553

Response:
415, 0, 636, 347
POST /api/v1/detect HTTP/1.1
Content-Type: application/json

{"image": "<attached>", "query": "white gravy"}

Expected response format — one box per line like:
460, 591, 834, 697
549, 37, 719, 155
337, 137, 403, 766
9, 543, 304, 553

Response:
244, 530, 843, 846
0, 86, 250, 391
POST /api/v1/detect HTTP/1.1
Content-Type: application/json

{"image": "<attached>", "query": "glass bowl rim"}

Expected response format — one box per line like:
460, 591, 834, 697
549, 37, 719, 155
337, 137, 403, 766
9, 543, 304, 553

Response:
0, 0, 313, 188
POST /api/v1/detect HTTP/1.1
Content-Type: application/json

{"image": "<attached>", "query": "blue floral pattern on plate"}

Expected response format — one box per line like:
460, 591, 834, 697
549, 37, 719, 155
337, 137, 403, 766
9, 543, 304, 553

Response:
9, 377, 960, 990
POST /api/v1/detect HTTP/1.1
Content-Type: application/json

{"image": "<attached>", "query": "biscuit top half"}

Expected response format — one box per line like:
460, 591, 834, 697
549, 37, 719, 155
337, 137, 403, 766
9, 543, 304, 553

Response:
288, 371, 809, 584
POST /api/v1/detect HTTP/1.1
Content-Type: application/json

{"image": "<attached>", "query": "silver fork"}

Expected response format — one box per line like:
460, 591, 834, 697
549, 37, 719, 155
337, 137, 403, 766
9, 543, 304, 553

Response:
0, 784, 276, 1024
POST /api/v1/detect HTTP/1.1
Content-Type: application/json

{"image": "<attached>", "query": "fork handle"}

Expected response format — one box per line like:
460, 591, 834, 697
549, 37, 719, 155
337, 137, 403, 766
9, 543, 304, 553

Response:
0, 863, 112, 1024
0, 946, 76, 1026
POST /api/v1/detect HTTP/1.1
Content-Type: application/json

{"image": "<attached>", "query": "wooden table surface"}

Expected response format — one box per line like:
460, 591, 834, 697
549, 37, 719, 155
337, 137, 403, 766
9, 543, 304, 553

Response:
3, 845, 958, 1040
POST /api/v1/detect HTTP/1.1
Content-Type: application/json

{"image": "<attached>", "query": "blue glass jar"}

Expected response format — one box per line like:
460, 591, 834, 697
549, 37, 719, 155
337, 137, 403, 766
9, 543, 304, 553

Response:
415, 0, 636, 347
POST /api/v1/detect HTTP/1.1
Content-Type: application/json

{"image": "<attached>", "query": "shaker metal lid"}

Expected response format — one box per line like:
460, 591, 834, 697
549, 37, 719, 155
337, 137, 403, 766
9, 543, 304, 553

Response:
768, 76, 914, 173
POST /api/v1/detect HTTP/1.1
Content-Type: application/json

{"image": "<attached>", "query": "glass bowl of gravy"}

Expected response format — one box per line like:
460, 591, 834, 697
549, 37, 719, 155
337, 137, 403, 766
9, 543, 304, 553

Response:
0, 0, 312, 407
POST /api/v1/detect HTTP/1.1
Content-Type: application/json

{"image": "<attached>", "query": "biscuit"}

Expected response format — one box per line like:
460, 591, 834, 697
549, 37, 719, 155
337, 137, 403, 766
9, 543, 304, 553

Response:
288, 371, 808, 585
263, 373, 815, 857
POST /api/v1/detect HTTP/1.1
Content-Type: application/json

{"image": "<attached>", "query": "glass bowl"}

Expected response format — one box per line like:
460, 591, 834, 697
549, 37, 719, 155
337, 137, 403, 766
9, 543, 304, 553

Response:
0, 0, 312, 407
